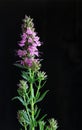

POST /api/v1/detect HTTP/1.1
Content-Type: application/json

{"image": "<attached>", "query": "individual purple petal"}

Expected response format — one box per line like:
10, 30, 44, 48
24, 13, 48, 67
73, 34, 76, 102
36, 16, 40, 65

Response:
33, 51, 38, 56
18, 43, 25, 47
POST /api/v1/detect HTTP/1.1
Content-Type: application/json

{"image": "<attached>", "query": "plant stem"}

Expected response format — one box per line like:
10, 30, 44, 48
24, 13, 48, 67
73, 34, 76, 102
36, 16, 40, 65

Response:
29, 69, 35, 130
23, 96, 27, 130
30, 83, 35, 130
36, 80, 41, 97
24, 123, 27, 130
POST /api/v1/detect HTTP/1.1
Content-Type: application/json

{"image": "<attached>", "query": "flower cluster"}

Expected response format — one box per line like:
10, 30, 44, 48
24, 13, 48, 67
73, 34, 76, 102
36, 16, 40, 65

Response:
17, 16, 41, 69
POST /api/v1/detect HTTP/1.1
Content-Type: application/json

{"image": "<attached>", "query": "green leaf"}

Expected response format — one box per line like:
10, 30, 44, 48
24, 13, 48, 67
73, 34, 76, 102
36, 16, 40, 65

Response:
36, 92, 40, 99
36, 90, 49, 103
12, 96, 26, 106
34, 105, 38, 114
14, 63, 27, 69
21, 71, 29, 81
26, 98, 31, 105
41, 81, 47, 88
35, 109, 41, 120
34, 92, 40, 104
39, 114, 47, 121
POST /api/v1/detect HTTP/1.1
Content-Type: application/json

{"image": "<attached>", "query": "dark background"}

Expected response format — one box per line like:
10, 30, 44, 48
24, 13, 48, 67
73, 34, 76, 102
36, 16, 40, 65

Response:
0, 0, 82, 130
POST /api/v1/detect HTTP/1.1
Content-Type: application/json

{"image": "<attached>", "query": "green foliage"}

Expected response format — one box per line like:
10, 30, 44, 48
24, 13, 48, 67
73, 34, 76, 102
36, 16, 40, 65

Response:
13, 68, 58, 130
35, 90, 49, 103
39, 120, 46, 130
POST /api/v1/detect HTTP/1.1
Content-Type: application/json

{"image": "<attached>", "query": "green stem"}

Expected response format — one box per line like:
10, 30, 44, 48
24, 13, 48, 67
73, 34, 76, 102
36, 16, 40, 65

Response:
36, 80, 41, 97
30, 83, 34, 130
24, 123, 27, 130
24, 95, 30, 119
29, 69, 35, 130
23, 96, 27, 130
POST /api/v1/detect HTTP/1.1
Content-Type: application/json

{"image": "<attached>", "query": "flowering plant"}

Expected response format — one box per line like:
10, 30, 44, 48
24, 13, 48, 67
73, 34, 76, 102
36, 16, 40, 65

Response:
13, 15, 58, 130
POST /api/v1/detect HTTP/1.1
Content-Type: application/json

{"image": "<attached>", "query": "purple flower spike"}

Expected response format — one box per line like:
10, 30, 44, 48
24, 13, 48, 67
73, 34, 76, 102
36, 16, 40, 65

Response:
16, 16, 42, 69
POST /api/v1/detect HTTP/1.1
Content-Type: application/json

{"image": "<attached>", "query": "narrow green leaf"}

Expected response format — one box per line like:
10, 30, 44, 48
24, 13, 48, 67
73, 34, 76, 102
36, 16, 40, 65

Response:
34, 105, 38, 114
19, 121, 24, 127
36, 92, 40, 99
36, 90, 49, 103
39, 114, 47, 121
14, 63, 27, 69
12, 96, 26, 106
35, 109, 41, 120
41, 81, 47, 88
21, 71, 29, 80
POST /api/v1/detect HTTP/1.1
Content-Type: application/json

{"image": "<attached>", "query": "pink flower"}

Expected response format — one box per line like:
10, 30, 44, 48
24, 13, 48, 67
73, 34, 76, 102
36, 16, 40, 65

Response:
19, 33, 27, 47
28, 37, 33, 43
35, 41, 41, 46
32, 32, 36, 37
26, 27, 33, 35
17, 50, 27, 57
34, 36, 39, 41
21, 33, 27, 40
19, 40, 25, 47
34, 36, 41, 46
21, 60, 24, 65
24, 57, 33, 67
28, 46, 38, 56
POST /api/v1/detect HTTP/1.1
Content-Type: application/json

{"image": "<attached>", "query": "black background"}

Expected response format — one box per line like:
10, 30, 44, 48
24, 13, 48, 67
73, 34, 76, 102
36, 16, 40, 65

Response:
0, 0, 82, 130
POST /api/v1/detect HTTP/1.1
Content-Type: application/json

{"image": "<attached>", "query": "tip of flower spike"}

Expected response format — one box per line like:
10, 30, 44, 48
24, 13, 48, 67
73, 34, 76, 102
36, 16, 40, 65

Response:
22, 15, 34, 28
